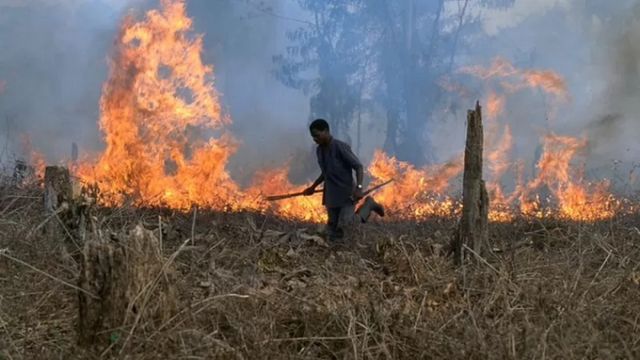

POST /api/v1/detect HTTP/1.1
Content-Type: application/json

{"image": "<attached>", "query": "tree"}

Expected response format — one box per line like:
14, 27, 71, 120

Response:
274, 0, 516, 164
273, 0, 375, 145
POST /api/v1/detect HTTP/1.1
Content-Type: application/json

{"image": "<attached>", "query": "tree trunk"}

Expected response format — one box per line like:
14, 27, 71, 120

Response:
454, 102, 489, 264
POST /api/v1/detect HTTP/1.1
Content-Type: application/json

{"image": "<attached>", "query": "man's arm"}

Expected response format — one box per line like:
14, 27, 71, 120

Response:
338, 142, 365, 197
311, 174, 325, 188
303, 174, 324, 195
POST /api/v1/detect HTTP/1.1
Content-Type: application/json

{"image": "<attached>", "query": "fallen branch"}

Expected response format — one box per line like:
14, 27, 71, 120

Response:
0, 249, 98, 299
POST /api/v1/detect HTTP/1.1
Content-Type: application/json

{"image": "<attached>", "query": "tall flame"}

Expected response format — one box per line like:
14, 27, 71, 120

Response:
78, 0, 242, 209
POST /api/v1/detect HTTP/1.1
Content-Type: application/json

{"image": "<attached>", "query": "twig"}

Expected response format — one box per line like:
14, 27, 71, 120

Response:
147, 293, 250, 340
26, 206, 67, 239
0, 250, 98, 299
462, 244, 500, 274
261, 335, 355, 344
191, 207, 197, 246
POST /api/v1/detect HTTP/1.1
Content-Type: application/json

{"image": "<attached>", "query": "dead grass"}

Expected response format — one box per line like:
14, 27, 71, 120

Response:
1, 183, 640, 359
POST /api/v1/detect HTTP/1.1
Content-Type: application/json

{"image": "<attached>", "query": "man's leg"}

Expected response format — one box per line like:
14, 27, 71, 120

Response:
326, 207, 344, 241
339, 204, 356, 225
355, 196, 385, 223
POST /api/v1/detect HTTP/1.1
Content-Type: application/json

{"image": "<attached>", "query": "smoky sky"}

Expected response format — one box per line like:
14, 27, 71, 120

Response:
0, 0, 639, 187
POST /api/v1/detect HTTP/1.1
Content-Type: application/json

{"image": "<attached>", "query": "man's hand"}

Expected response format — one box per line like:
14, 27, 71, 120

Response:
302, 186, 316, 196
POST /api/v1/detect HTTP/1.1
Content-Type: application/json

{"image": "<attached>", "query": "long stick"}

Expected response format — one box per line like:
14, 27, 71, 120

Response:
265, 179, 393, 202
264, 188, 322, 201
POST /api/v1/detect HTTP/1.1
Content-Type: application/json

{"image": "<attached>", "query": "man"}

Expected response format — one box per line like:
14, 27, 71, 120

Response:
303, 119, 384, 242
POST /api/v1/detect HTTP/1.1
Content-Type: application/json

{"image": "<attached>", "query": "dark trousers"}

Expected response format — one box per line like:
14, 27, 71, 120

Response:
326, 204, 355, 241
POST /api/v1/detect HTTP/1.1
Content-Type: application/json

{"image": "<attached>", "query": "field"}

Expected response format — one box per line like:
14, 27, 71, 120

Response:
1, 182, 640, 359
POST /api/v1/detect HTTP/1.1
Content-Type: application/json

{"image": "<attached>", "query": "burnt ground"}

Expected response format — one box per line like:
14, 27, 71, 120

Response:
1, 183, 640, 359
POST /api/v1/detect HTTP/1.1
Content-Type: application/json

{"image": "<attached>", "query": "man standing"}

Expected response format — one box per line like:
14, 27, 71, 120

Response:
303, 119, 384, 242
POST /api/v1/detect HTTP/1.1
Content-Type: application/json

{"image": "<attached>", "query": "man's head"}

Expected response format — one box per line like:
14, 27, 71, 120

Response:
309, 118, 331, 146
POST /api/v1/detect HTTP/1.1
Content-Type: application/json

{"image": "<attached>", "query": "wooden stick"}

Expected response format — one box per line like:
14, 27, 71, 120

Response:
265, 188, 323, 201
265, 179, 394, 202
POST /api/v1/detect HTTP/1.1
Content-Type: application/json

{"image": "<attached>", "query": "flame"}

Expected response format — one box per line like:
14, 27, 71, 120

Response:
246, 167, 326, 222
524, 133, 618, 221
486, 125, 515, 222
368, 151, 462, 219
461, 57, 569, 101
75, 0, 326, 222
486, 92, 505, 120
71, 1, 623, 224
78, 0, 241, 209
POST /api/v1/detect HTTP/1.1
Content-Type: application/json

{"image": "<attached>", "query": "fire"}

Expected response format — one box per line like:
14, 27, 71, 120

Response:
368, 151, 462, 219
246, 167, 326, 222
71, 1, 623, 224
460, 57, 569, 101
78, 0, 241, 209
523, 133, 618, 221
463, 58, 617, 222
486, 92, 505, 120
75, 0, 326, 222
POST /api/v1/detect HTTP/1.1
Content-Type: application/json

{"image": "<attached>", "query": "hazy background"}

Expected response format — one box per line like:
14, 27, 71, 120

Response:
0, 0, 639, 188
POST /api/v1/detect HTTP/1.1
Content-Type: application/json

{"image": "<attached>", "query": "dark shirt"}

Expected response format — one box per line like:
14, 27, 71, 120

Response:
316, 138, 363, 208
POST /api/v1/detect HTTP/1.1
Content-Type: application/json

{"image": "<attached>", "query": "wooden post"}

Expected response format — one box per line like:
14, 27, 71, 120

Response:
78, 224, 177, 346
454, 101, 489, 264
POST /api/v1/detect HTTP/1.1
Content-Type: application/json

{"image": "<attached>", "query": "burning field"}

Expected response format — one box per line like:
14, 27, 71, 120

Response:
2, 0, 640, 358
63, 0, 632, 224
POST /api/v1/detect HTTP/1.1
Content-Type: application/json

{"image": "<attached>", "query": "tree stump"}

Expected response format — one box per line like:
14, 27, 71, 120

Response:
78, 224, 178, 347
454, 102, 489, 265
44, 166, 73, 238
44, 166, 72, 214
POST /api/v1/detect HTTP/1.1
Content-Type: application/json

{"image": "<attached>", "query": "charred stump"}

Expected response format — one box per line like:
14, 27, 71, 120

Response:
44, 166, 74, 239
454, 102, 489, 265
78, 224, 178, 347
44, 166, 73, 214
43, 165, 94, 243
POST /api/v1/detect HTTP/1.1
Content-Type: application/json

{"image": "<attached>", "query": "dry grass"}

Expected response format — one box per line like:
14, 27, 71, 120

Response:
1, 182, 640, 359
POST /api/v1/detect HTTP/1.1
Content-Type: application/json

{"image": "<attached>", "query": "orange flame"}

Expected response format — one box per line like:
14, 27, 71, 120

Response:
524, 134, 618, 221
78, 0, 241, 209
461, 57, 569, 101
368, 151, 462, 219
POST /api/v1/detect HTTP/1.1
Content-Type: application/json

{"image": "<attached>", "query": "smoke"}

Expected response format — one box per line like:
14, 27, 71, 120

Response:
585, 3, 640, 169
183, 0, 313, 185
0, 0, 137, 162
